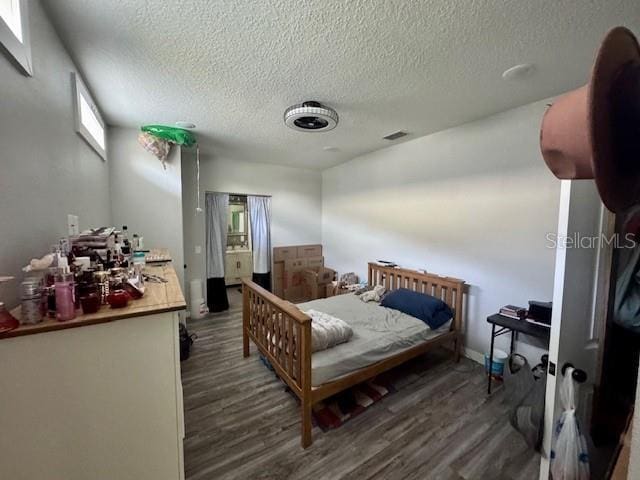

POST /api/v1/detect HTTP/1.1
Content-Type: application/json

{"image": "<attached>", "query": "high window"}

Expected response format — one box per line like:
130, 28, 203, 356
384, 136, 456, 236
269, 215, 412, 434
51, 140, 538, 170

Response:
0, 0, 32, 75
72, 73, 107, 159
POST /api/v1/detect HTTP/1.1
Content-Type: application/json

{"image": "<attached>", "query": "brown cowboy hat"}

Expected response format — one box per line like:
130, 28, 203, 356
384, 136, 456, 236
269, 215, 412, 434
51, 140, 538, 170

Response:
540, 26, 640, 213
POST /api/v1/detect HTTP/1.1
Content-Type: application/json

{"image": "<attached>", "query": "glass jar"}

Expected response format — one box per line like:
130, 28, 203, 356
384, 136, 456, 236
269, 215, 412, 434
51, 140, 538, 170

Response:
21, 278, 43, 324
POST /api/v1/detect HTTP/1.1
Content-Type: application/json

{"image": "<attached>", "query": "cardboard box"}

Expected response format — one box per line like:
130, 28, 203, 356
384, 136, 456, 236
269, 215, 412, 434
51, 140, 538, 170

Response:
283, 258, 308, 289
302, 267, 336, 300
273, 246, 298, 263
273, 261, 284, 297
302, 281, 323, 301
325, 283, 335, 297
303, 267, 336, 285
284, 286, 305, 302
326, 282, 349, 297
306, 256, 324, 269
297, 244, 322, 258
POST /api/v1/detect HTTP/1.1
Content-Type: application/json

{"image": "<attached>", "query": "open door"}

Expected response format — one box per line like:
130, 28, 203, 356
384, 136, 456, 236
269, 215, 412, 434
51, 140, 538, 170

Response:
539, 180, 610, 479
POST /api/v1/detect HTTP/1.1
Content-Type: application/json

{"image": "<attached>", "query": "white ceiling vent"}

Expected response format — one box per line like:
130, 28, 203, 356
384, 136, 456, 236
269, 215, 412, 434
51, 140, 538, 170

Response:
284, 101, 338, 132
383, 131, 408, 141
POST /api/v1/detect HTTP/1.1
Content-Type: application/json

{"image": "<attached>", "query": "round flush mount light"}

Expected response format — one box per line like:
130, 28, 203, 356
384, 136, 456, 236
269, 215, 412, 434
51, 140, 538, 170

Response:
175, 121, 196, 129
502, 63, 535, 80
284, 101, 338, 132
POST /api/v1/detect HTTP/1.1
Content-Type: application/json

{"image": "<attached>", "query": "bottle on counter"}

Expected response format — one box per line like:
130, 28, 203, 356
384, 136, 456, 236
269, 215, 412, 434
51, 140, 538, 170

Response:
20, 277, 43, 325
113, 241, 123, 267
94, 271, 110, 305
55, 258, 76, 322
132, 251, 146, 286
45, 267, 58, 318
121, 226, 129, 247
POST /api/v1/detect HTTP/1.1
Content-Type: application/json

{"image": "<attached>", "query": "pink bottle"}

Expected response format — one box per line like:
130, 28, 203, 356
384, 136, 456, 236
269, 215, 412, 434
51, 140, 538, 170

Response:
55, 261, 76, 322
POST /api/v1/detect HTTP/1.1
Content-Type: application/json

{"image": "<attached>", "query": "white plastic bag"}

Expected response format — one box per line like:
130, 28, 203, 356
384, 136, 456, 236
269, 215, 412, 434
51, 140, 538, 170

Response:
550, 367, 590, 480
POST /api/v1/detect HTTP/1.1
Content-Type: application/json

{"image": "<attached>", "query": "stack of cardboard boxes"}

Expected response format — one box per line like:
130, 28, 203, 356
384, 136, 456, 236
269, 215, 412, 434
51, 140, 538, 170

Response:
273, 244, 336, 302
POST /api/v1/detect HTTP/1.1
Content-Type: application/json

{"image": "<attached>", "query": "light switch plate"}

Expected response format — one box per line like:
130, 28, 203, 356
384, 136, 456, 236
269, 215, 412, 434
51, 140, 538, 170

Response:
195, 245, 202, 254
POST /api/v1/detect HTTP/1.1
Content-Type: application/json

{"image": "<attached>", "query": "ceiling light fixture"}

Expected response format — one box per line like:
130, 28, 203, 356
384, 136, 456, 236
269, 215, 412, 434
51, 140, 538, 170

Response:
502, 63, 535, 80
284, 101, 338, 132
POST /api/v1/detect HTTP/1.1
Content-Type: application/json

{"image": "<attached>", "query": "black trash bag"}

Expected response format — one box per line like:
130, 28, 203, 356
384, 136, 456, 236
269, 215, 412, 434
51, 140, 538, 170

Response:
504, 354, 547, 452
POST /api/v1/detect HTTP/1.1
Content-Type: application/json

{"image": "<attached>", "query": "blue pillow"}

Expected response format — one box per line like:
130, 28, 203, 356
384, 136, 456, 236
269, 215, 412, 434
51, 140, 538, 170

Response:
380, 288, 453, 329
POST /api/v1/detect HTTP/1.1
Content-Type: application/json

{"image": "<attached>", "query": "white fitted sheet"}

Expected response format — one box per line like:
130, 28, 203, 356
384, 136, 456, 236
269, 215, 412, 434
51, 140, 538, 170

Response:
297, 293, 452, 387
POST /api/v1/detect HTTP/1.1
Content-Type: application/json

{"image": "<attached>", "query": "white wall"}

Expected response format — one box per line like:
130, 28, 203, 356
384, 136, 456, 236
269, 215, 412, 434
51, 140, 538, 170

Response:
0, 0, 111, 307
181, 152, 322, 302
322, 100, 560, 361
108, 127, 184, 289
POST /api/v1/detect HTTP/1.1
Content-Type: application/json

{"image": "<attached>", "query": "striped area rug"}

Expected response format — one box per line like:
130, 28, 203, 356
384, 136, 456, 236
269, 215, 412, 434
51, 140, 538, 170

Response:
260, 355, 395, 431
311, 380, 395, 431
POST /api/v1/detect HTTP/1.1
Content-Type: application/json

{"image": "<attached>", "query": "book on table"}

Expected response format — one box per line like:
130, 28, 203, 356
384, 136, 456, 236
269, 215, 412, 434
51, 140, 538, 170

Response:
499, 305, 527, 319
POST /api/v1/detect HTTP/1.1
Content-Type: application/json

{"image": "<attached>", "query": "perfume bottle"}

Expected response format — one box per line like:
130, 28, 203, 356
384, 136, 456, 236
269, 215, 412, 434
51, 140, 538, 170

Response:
55, 259, 76, 322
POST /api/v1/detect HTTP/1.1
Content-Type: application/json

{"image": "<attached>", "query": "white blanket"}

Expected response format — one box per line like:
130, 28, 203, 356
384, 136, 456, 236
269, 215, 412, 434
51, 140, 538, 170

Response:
304, 309, 353, 352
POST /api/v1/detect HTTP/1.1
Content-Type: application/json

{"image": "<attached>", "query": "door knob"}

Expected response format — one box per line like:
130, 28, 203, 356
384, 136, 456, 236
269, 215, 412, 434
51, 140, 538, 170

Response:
561, 362, 587, 383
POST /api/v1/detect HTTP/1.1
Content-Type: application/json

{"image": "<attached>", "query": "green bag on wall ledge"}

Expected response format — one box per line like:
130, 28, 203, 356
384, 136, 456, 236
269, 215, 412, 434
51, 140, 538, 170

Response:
140, 125, 197, 147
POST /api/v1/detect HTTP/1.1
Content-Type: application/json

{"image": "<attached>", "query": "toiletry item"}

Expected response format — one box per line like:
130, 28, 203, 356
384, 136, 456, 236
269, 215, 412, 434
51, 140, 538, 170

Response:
137, 236, 144, 250
107, 290, 130, 309
20, 278, 43, 324
55, 262, 76, 322
59, 237, 70, 257
0, 302, 19, 333
113, 242, 123, 266
80, 293, 101, 314
45, 267, 58, 317
94, 271, 110, 305
132, 251, 146, 286
45, 286, 56, 318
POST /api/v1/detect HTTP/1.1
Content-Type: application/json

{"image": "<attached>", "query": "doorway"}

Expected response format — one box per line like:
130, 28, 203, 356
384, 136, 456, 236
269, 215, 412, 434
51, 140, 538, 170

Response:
540, 180, 639, 478
205, 192, 271, 312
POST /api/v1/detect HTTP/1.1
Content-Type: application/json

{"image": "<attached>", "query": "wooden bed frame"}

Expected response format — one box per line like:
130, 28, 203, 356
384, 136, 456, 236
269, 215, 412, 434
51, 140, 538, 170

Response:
242, 262, 466, 448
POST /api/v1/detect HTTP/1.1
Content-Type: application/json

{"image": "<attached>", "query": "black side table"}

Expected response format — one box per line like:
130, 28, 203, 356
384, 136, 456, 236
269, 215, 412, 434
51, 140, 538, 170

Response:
486, 313, 550, 394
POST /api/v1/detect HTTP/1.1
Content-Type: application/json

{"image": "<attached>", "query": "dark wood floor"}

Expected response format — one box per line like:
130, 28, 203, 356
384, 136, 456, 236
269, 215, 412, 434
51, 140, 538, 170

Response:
181, 289, 540, 480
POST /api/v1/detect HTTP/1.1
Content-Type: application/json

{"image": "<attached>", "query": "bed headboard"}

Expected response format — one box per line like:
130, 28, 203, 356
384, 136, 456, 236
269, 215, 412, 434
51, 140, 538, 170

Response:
367, 262, 466, 332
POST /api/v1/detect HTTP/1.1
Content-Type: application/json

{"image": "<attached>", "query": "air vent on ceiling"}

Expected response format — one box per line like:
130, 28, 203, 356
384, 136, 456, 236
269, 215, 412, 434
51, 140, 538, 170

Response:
383, 131, 408, 141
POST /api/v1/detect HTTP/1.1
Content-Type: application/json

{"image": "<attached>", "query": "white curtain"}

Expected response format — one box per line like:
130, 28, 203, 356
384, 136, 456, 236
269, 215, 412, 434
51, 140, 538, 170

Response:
206, 192, 229, 278
248, 196, 271, 274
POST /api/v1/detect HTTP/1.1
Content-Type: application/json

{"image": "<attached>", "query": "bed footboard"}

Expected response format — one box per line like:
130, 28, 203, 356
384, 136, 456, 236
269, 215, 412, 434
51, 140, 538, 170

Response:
242, 280, 313, 447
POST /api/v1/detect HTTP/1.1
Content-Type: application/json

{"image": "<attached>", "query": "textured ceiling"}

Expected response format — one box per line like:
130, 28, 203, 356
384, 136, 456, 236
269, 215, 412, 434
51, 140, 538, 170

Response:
42, 0, 640, 170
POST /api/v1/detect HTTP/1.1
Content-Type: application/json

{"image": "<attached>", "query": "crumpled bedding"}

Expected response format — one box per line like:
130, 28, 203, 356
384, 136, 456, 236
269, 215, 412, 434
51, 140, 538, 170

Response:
304, 309, 353, 352
297, 293, 452, 386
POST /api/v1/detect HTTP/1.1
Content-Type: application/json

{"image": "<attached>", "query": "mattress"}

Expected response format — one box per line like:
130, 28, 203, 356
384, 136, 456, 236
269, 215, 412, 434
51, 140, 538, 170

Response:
297, 293, 452, 387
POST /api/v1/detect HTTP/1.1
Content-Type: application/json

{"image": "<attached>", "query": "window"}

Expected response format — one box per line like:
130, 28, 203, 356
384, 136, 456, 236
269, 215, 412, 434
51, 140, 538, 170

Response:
72, 72, 107, 159
0, 0, 32, 75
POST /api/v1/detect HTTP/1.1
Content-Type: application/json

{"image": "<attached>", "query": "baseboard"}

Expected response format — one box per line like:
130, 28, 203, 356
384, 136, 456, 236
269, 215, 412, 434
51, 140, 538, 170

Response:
463, 347, 485, 365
